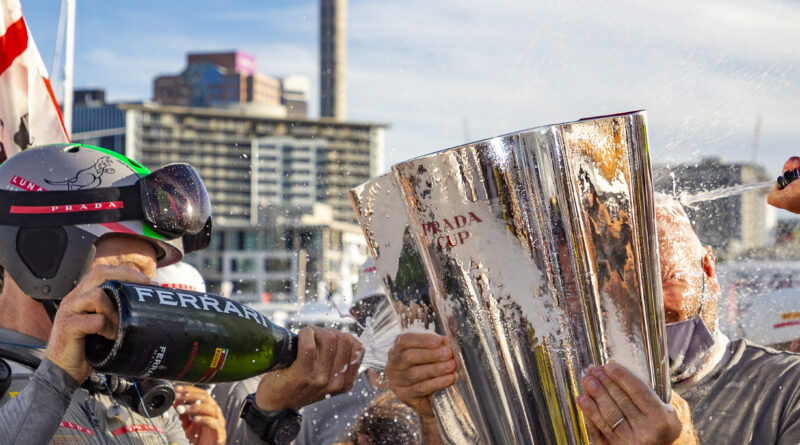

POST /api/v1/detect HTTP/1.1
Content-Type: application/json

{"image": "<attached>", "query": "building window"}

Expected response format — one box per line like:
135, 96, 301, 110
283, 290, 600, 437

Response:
265, 258, 292, 272
202, 257, 222, 273
236, 231, 258, 250
232, 280, 256, 295
231, 258, 257, 273
209, 233, 224, 251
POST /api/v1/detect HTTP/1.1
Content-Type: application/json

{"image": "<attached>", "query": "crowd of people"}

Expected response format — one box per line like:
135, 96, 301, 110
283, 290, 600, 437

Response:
1, 143, 799, 444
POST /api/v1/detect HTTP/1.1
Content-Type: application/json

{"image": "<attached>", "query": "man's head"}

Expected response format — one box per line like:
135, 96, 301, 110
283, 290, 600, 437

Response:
350, 257, 386, 334
655, 195, 721, 332
349, 391, 422, 445
0, 143, 211, 302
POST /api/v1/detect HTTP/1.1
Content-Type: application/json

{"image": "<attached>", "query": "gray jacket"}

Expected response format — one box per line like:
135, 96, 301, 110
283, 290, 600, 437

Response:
0, 328, 188, 444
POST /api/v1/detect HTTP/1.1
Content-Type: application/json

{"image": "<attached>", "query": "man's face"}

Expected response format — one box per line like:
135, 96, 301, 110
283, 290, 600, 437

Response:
656, 208, 708, 325
93, 235, 158, 278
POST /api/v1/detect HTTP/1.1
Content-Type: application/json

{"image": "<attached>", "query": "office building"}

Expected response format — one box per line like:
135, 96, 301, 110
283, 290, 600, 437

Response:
70, 89, 126, 152
280, 75, 310, 118
153, 51, 286, 114
117, 102, 385, 226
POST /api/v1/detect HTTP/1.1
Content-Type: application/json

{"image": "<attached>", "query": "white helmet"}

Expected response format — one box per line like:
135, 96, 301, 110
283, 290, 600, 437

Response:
155, 261, 206, 293
738, 289, 800, 347
352, 257, 385, 307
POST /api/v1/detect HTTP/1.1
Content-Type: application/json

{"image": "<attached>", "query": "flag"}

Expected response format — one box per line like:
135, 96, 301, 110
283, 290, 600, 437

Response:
0, 0, 69, 164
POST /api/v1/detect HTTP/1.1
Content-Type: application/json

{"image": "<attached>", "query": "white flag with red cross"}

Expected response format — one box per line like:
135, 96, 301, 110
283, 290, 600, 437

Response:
0, 0, 69, 164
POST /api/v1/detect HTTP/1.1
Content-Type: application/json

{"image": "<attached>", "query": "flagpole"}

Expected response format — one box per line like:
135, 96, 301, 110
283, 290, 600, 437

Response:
62, 0, 74, 136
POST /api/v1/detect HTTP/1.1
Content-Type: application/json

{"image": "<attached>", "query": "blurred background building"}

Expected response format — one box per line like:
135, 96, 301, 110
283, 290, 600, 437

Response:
320, 0, 346, 120
652, 157, 775, 260
70, 19, 383, 303
153, 51, 295, 116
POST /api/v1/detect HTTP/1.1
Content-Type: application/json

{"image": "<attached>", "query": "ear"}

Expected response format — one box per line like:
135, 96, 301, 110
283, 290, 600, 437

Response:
702, 246, 721, 298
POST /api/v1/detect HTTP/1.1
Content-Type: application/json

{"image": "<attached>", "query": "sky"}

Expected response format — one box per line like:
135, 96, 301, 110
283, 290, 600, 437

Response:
22, 0, 800, 177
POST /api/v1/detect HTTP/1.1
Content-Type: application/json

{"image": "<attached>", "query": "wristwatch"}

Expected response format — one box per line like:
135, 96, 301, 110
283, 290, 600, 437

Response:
240, 393, 302, 445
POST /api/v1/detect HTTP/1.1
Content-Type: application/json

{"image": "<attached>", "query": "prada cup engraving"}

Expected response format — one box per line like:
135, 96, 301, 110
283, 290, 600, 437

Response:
421, 212, 483, 249
351, 111, 668, 444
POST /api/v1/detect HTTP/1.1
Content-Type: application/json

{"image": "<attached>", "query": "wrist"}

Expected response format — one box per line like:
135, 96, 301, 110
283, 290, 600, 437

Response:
43, 351, 89, 384
254, 391, 291, 412
241, 393, 301, 445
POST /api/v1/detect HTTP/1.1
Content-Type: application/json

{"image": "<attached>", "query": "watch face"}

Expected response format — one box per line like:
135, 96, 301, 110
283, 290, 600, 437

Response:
273, 418, 302, 445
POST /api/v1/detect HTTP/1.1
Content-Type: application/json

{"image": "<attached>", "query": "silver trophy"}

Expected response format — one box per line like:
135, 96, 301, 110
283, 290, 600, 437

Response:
351, 111, 668, 444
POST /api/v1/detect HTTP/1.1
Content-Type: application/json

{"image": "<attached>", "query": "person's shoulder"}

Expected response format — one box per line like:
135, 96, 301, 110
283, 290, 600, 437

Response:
734, 338, 800, 370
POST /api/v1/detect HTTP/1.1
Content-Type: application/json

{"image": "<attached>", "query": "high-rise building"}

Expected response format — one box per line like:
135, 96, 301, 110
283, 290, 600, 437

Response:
320, 0, 347, 120
652, 158, 776, 258
153, 51, 284, 112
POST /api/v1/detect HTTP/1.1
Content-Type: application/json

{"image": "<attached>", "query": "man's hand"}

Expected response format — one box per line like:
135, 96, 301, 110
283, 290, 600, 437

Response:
768, 157, 800, 214
253, 327, 363, 411
385, 333, 457, 419
45, 265, 153, 383
173, 385, 226, 445
576, 362, 696, 445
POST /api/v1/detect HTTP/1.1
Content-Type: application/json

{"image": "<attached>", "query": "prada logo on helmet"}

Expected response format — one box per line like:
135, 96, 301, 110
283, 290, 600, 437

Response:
10, 201, 123, 214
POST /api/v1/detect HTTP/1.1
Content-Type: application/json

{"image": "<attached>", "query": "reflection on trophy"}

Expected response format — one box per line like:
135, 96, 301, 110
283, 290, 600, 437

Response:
351, 111, 668, 444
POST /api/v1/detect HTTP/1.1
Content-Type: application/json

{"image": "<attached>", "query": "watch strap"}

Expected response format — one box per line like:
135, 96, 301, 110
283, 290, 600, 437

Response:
240, 393, 301, 445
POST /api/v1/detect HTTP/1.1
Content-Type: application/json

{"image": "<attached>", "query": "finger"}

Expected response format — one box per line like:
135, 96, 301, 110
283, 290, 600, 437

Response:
293, 327, 317, 374
400, 373, 457, 399
313, 327, 339, 376
390, 345, 453, 374
54, 313, 117, 344
406, 359, 457, 385
393, 333, 446, 353
589, 367, 645, 424
576, 394, 620, 440
581, 375, 627, 436
188, 416, 226, 440
604, 361, 664, 417
327, 332, 354, 390
579, 407, 611, 445
63, 289, 119, 322
179, 402, 221, 418
782, 156, 800, 175
342, 339, 363, 386
174, 386, 210, 403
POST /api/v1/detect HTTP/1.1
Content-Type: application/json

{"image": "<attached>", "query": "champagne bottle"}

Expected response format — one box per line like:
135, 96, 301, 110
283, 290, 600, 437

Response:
85, 281, 298, 383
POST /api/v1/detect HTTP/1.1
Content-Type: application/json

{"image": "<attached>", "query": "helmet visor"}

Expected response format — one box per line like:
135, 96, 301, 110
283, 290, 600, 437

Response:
140, 164, 212, 237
